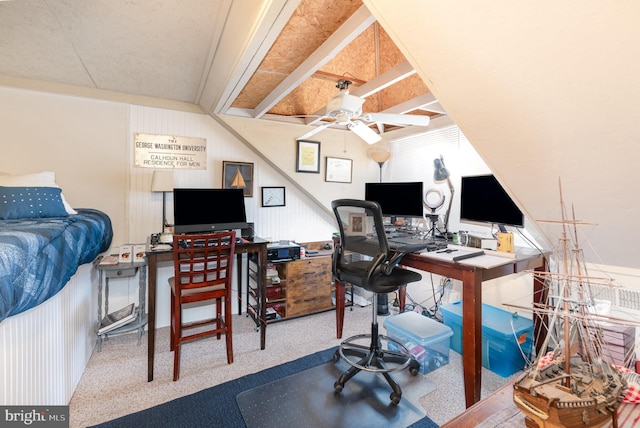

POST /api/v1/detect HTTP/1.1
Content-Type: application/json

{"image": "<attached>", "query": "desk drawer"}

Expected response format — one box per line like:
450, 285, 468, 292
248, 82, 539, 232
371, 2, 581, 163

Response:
105, 267, 137, 278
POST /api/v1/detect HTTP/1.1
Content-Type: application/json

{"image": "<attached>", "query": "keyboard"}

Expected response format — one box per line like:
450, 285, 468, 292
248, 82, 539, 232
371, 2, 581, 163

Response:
388, 236, 448, 252
388, 235, 422, 246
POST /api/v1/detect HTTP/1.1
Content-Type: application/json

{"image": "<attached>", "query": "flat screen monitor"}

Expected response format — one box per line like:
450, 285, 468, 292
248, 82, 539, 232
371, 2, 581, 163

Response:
460, 175, 524, 227
364, 182, 424, 218
174, 188, 248, 234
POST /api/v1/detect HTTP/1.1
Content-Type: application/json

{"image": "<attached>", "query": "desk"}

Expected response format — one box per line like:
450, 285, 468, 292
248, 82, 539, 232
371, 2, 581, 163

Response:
334, 247, 547, 408
146, 238, 269, 382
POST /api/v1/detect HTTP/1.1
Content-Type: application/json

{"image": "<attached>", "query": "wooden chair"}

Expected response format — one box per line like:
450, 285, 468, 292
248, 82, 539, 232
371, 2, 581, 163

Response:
169, 231, 236, 381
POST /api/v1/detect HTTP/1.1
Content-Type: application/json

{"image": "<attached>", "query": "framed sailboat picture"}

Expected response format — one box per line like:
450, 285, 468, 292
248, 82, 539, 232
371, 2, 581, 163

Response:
222, 161, 254, 197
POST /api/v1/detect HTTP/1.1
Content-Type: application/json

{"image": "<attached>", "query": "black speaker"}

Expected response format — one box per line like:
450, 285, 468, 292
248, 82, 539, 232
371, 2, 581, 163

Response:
241, 222, 254, 240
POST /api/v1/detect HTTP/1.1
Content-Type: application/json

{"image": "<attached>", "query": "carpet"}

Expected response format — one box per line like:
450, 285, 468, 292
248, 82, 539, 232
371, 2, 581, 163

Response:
90, 347, 439, 428
237, 356, 432, 428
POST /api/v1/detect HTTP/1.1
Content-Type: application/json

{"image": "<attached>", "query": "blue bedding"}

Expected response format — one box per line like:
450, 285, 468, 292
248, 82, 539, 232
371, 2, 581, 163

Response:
0, 209, 113, 322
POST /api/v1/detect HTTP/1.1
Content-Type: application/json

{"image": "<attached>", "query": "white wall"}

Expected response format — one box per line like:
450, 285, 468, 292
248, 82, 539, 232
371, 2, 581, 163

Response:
4, 84, 639, 328
387, 125, 640, 318
365, 0, 640, 270
384, 126, 539, 312
0, 87, 381, 327
0, 86, 129, 248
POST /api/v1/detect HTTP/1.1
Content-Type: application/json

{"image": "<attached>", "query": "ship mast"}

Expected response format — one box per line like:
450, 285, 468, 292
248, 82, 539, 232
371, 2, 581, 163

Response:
558, 180, 572, 388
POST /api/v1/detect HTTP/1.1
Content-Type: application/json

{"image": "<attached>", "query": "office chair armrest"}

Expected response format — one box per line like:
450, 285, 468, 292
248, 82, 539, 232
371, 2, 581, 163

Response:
332, 243, 342, 279
383, 243, 429, 274
365, 253, 389, 283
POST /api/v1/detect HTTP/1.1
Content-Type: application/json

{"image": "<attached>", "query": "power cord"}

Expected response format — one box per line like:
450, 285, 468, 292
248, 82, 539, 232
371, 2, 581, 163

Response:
424, 276, 452, 321
396, 274, 453, 322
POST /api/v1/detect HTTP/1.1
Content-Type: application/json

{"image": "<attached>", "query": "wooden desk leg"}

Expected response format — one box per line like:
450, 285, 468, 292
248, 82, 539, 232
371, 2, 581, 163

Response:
335, 279, 345, 339
397, 284, 406, 312
462, 269, 483, 408
236, 253, 243, 315
147, 255, 157, 382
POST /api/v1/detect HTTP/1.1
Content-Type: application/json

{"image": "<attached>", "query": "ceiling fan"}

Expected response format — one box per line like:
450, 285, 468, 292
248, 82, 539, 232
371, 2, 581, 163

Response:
297, 80, 431, 144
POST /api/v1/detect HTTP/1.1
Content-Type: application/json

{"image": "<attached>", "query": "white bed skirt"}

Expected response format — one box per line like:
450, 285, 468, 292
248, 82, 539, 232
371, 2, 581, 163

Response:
0, 263, 97, 405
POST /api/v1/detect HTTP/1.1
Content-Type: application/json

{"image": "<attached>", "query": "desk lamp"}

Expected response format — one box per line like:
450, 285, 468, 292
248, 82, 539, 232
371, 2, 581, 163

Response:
433, 156, 454, 238
151, 170, 175, 234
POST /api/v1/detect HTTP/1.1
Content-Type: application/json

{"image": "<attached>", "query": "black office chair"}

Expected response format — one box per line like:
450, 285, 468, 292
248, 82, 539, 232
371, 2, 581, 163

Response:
331, 199, 429, 405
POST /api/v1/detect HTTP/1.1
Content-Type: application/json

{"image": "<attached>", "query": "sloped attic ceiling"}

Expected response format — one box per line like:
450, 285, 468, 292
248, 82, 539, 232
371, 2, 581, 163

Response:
0, 0, 445, 142
365, 0, 640, 269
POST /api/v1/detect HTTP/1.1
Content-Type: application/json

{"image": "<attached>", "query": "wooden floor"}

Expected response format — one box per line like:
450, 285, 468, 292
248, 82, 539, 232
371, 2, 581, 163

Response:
441, 382, 640, 428
440, 382, 514, 427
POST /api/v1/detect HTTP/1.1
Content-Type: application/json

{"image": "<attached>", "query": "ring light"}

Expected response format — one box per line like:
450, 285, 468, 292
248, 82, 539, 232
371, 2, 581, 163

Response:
423, 187, 445, 211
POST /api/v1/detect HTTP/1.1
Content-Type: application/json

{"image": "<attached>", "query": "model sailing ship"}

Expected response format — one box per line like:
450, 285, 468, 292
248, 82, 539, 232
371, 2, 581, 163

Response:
509, 181, 637, 428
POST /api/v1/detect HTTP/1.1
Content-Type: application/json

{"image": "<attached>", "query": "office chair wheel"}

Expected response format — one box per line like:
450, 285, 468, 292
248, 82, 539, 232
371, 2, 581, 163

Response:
390, 392, 401, 406
332, 349, 340, 362
334, 381, 344, 394
409, 359, 420, 376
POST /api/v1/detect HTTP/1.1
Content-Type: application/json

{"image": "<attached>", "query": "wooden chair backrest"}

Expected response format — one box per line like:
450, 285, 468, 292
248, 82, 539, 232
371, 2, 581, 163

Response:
172, 231, 236, 290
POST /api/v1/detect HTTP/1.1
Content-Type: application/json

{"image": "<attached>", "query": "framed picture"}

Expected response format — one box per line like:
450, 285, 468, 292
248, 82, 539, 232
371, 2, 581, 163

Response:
222, 161, 254, 197
348, 213, 366, 236
261, 186, 286, 207
296, 140, 320, 173
325, 157, 353, 183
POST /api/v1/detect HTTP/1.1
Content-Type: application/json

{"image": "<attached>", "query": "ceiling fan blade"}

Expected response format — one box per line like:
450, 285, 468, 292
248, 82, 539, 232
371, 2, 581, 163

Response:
361, 113, 430, 127
298, 122, 333, 140
348, 120, 381, 144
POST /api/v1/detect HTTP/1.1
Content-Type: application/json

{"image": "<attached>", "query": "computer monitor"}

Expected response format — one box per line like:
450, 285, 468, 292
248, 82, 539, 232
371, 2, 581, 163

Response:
459, 174, 524, 227
173, 188, 248, 234
364, 182, 424, 218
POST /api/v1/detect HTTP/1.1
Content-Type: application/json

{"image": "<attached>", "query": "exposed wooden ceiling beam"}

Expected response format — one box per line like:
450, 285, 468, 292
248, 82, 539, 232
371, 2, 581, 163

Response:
381, 93, 440, 114
311, 70, 366, 86
253, 5, 375, 118
350, 60, 415, 98
207, 0, 301, 115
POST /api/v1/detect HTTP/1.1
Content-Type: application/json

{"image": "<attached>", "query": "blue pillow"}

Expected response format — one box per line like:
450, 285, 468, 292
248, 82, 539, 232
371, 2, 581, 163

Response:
0, 186, 68, 219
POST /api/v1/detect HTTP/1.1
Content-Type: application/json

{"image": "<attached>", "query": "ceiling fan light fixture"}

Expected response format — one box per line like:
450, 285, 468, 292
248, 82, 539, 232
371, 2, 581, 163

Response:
326, 91, 364, 118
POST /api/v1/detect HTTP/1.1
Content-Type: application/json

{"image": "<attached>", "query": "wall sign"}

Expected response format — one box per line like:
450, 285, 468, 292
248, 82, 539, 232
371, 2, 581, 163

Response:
134, 133, 207, 169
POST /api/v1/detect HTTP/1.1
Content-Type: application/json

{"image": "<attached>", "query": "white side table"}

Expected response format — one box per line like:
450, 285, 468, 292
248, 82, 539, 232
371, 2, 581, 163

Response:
94, 257, 148, 351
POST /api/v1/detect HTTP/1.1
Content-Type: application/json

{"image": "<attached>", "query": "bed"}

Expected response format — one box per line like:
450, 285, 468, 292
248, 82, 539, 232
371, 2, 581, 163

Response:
0, 171, 113, 405
0, 209, 112, 322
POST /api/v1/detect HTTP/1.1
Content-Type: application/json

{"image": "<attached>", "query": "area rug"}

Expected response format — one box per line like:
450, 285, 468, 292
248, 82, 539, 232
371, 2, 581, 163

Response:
90, 347, 438, 428
237, 355, 434, 428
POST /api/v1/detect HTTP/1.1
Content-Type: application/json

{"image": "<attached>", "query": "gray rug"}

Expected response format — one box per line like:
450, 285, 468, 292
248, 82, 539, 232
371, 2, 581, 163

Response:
237, 359, 436, 428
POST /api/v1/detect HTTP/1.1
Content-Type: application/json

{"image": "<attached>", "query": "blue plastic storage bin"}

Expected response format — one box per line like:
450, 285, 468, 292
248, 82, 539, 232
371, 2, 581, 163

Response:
383, 311, 453, 374
440, 301, 533, 377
